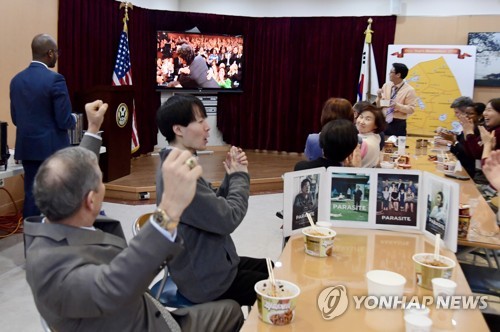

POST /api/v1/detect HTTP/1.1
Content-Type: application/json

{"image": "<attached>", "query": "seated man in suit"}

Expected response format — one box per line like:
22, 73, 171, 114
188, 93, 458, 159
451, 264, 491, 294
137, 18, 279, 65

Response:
24, 100, 244, 332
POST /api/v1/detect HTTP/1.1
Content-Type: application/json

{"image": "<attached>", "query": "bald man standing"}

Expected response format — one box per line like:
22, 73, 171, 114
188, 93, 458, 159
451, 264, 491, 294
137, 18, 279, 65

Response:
10, 33, 76, 218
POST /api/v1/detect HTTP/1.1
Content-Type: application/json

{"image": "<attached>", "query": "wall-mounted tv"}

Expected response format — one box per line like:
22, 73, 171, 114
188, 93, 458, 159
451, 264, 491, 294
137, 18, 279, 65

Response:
156, 31, 244, 92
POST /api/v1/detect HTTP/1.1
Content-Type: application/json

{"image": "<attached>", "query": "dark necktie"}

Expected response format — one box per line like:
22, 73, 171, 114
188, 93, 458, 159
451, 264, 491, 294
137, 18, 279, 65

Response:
386, 86, 398, 123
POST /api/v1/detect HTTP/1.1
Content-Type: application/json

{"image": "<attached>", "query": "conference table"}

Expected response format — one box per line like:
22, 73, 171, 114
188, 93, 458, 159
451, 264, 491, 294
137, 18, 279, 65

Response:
404, 137, 499, 250
241, 136, 495, 331
241, 228, 489, 331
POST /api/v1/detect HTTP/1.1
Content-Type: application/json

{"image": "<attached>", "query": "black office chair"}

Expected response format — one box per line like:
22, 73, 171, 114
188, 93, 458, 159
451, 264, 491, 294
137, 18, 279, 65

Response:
459, 263, 500, 296
132, 213, 194, 308
459, 262, 500, 330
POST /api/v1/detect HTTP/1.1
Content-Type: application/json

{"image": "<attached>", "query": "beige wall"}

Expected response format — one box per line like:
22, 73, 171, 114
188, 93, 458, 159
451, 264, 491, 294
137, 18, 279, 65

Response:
1, 0, 58, 148
0, 0, 57, 214
395, 16, 499, 103
0, 2, 498, 212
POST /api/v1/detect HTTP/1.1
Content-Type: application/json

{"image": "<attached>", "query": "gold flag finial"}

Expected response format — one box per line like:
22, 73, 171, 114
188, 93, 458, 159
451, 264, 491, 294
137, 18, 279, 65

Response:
364, 18, 373, 44
119, 2, 133, 32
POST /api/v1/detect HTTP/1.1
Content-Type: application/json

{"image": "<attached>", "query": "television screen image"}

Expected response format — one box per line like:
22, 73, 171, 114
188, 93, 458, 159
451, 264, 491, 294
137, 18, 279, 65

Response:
156, 31, 244, 92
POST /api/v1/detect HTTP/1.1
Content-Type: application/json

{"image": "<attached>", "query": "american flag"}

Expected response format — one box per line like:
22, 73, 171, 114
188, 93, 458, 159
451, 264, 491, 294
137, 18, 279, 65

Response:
113, 27, 140, 153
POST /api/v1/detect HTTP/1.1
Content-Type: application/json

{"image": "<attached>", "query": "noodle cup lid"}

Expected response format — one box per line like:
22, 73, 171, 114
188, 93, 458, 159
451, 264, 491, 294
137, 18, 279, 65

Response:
255, 279, 301, 300
412, 253, 456, 269
302, 226, 336, 238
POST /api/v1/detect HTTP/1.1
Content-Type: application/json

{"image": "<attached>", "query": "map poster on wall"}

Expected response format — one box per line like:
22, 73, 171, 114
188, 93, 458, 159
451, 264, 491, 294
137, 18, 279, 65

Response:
386, 45, 476, 137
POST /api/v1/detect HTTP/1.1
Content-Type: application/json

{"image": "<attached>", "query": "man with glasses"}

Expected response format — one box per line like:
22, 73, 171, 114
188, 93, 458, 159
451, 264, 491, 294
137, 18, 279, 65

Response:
436, 96, 480, 177
10, 33, 76, 218
376, 62, 417, 137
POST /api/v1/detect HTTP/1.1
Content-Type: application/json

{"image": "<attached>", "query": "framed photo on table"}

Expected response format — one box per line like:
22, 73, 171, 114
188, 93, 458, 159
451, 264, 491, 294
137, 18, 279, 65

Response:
283, 167, 460, 251
468, 32, 500, 87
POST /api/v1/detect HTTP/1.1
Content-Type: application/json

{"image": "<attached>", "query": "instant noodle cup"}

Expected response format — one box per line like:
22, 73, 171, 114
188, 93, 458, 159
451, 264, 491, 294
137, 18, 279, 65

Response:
458, 204, 470, 216
457, 215, 471, 239
302, 226, 336, 257
412, 253, 455, 290
254, 279, 300, 325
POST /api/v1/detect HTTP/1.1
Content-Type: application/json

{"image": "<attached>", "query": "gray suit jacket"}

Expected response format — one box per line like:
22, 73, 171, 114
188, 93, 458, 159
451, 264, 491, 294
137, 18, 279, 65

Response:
24, 134, 184, 331
189, 56, 220, 88
156, 149, 250, 303
24, 216, 184, 331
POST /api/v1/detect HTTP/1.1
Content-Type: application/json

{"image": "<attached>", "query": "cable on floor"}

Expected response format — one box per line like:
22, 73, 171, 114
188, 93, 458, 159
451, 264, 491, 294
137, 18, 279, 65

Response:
0, 187, 23, 238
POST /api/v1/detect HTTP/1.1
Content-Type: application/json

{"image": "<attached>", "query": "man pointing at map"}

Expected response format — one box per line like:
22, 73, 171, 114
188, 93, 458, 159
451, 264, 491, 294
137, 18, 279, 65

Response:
376, 63, 418, 137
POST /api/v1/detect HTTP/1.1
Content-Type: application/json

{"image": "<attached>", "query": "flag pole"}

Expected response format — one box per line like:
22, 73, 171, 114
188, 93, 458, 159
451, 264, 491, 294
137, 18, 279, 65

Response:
364, 18, 373, 102
115, 1, 140, 154
119, 1, 133, 31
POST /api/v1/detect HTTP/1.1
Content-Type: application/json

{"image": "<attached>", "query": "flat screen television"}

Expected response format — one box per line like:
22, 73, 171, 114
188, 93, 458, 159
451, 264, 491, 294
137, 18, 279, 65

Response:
156, 31, 244, 92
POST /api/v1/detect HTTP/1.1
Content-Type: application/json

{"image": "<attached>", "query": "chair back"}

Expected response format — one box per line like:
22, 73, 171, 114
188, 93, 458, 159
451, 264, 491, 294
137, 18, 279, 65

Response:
131, 211, 195, 309
132, 213, 152, 236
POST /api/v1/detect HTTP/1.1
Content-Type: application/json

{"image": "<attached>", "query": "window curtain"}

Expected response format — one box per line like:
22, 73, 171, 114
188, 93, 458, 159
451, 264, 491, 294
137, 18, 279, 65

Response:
58, 0, 396, 153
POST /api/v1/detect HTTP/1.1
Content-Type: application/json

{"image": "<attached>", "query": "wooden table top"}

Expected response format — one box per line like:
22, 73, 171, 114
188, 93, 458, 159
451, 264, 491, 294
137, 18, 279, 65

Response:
241, 228, 489, 331
403, 137, 499, 250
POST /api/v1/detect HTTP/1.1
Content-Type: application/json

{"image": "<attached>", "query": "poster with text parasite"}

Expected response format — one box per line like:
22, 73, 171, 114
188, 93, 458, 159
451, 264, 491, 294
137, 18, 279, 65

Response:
375, 173, 420, 227
330, 172, 371, 223
421, 172, 459, 252
425, 181, 451, 238
283, 167, 325, 237
292, 174, 319, 231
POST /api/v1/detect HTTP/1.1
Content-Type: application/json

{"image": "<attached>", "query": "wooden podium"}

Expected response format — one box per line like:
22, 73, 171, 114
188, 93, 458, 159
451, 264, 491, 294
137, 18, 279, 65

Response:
75, 86, 134, 182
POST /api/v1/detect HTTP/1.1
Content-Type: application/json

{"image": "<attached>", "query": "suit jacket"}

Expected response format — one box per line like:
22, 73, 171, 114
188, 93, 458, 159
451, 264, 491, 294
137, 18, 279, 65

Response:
24, 216, 184, 332
10, 62, 75, 161
24, 135, 184, 331
156, 149, 250, 303
187, 55, 219, 88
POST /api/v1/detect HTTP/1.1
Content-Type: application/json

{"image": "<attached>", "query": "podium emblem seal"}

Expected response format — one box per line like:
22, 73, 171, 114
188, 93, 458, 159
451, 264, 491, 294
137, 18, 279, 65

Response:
116, 103, 129, 128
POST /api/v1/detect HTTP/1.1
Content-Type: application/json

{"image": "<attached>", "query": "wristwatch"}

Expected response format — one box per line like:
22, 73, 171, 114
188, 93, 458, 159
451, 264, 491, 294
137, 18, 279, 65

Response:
152, 208, 178, 231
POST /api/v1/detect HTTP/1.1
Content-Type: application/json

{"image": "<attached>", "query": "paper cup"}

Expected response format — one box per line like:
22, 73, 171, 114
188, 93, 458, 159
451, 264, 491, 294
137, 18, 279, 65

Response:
302, 226, 336, 257
412, 253, 455, 290
432, 278, 457, 299
404, 313, 432, 332
404, 303, 430, 317
366, 270, 406, 297
254, 279, 300, 325
437, 154, 447, 163
458, 215, 471, 238
443, 161, 456, 172
380, 161, 395, 169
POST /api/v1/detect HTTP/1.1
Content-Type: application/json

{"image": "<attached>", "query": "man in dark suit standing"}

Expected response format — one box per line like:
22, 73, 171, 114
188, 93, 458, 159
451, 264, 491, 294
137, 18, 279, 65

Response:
10, 33, 76, 218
